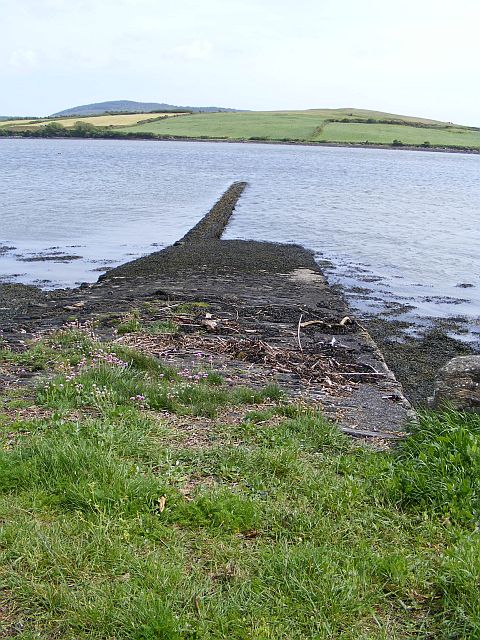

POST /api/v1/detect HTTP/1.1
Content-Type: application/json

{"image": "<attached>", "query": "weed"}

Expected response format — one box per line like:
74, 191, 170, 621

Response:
146, 319, 178, 335
389, 409, 480, 524
117, 310, 142, 335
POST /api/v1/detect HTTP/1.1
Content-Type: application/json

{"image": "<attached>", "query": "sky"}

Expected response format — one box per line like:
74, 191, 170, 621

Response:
1, 0, 480, 125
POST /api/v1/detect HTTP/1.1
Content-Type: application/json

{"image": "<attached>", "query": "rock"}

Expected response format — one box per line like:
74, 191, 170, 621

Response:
430, 356, 480, 411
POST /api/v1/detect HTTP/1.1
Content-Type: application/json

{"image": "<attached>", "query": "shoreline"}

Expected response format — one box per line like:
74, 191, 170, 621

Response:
1, 184, 476, 410
0, 183, 414, 438
0, 182, 475, 406
2, 180, 479, 640
2, 133, 480, 155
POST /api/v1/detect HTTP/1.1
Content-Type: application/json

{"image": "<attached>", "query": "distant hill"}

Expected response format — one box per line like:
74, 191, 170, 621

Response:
51, 100, 239, 117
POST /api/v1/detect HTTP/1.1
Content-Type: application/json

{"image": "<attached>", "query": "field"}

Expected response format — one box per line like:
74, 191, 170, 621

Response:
315, 122, 480, 147
1, 310, 480, 638
0, 112, 185, 130
122, 109, 480, 148
2, 107, 480, 149
125, 111, 321, 140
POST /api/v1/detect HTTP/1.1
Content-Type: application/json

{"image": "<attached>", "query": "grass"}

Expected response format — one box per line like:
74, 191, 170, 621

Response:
0, 112, 185, 130
116, 309, 143, 335
1, 328, 480, 638
124, 111, 323, 141
4, 107, 479, 148
315, 122, 480, 147
120, 109, 480, 149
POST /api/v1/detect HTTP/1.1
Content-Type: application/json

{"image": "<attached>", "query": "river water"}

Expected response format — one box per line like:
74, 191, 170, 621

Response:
1, 138, 479, 341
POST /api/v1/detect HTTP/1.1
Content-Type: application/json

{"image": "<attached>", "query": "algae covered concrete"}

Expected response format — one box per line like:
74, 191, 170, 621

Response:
0, 182, 413, 439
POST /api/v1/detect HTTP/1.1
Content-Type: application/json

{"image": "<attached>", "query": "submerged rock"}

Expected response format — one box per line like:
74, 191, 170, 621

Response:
430, 355, 480, 411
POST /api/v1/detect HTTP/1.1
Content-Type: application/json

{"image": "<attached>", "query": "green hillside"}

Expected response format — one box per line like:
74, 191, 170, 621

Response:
314, 122, 480, 147
3, 107, 480, 149
51, 99, 239, 117
122, 109, 480, 149
126, 111, 321, 140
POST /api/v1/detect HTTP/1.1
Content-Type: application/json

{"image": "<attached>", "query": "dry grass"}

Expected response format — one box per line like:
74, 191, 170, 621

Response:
0, 118, 39, 127
1, 112, 187, 129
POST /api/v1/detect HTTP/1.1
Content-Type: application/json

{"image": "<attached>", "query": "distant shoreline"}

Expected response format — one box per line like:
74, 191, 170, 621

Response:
2, 133, 480, 155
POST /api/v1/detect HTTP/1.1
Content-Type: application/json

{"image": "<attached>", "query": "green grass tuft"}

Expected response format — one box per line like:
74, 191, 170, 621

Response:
2, 331, 480, 637
390, 409, 480, 524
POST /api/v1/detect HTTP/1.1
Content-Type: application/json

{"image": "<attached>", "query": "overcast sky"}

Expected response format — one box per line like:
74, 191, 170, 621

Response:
2, 0, 479, 124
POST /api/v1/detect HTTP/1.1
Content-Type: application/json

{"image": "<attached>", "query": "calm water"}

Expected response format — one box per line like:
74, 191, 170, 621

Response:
1, 138, 479, 339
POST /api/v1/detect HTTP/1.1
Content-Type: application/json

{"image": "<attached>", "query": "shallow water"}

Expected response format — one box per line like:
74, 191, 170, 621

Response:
1, 138, 479, 339
0, 139, 234, 287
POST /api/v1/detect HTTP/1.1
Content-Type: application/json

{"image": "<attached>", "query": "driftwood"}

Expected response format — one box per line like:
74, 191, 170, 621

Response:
115, 305, 383, 397
119, 329, 384, 393
300, 316, 352, 330
297, 314, 304, 352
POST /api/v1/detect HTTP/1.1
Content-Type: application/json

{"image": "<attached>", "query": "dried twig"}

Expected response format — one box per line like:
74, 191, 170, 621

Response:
300, 319, 332, 329
118, 319, 384, 395
300, 316, 353, 330
340, 372, 387, 378
297, 314, 304, 352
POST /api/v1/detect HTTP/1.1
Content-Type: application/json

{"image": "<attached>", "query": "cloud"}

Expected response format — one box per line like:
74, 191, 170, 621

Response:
172, 40, 214, 61
1, 0, 479, 123
8, 48, 39, 72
